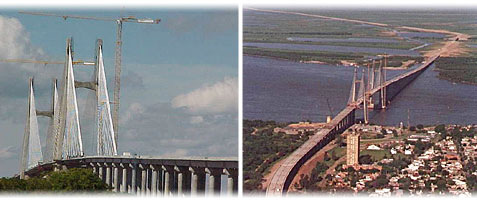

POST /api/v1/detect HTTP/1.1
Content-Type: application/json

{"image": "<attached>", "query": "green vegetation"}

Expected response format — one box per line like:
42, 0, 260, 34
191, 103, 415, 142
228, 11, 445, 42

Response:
375, 56, 424, 67
244, 46, 364, 65
244, 37, 420, 50
325, 147, 345, 166
243, 119, 313, 192
245, 46, 423, 67
294, 140, 346, 192
360, 150, 392, 162
294, 162, 329, 191
0, 168, 109, 192
289, 9, 477, 36
245, 8, 477, 84
244, 9, 430, 67
435, 57, 477, 84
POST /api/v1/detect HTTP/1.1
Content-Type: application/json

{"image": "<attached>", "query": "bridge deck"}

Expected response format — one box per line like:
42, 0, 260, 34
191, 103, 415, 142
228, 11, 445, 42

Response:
24, 155, 238, 177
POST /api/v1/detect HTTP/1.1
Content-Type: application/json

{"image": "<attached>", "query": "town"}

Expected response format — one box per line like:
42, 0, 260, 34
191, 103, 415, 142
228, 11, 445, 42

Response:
285, 122, 477, 196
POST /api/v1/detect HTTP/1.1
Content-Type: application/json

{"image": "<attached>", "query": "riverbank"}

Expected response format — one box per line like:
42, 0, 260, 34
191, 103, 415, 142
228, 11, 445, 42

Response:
434, 57, 477, 85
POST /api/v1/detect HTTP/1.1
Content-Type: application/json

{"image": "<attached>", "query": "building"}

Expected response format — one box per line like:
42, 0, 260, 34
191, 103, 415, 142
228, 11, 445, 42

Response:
367, 144, 381, 150
347, 131, 360, 166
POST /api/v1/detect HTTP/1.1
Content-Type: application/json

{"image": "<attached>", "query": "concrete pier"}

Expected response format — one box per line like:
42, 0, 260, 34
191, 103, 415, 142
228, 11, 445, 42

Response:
120, 163, 127, 193
140, 164, 147, 195
26, 157, 237, 196
150, 165, 158, 196
130, 163, 137, 194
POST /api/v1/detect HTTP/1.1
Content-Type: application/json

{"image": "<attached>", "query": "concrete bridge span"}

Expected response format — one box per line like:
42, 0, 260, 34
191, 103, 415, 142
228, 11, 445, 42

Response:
23, 156, 238, 196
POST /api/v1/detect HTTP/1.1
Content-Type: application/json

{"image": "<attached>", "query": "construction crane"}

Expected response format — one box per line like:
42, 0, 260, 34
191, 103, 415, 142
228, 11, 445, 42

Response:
0, 59, 94, 66
19, 11, 161, 148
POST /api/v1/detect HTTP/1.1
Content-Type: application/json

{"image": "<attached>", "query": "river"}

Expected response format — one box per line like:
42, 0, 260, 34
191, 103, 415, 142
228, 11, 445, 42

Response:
243, 55, 477, 126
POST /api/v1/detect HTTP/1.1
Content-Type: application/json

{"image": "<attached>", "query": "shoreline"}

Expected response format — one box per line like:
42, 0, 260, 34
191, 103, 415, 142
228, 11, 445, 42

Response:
433, 68, 477, 86
244, 53, 414, 70
245, 52, 477, 86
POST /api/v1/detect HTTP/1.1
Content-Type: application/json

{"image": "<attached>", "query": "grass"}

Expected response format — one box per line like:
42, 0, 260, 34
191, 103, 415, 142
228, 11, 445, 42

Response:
324, 146, 346, 166
361, 149, 392, 161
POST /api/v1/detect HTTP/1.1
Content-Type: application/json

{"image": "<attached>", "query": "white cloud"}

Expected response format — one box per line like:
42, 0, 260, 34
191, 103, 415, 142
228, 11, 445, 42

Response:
171, 77, 238, 114
0, 15, 52, 103
0, 15, 45, 64
190, 116, 204, 124
120, 102, 146, 125
115, 102, 237, 158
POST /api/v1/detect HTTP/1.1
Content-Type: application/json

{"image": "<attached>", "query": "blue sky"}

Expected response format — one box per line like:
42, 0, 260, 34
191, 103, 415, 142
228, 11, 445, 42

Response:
0, 7, 238, 177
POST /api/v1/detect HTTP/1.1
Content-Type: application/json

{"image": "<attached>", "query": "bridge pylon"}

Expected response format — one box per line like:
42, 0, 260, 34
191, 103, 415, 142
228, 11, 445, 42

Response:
378, 55, 388, 109
95, 39, 118, 156
20, 78, 44, 179
54, 37, 84, 160
361, 69, 369, 124
347, 67, 358, 106
21, 37, 118, 173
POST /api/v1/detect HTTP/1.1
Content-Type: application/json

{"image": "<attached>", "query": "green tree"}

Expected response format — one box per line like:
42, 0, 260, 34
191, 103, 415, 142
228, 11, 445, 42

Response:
0, 168, 108, 192
399, 177, 411, 190
359, 155, 373, 165
435, 124, 445, 133
375, 175, 389, 188
436, 179, 447, 192
392, 130, 398, 137
48, 168, 109, 191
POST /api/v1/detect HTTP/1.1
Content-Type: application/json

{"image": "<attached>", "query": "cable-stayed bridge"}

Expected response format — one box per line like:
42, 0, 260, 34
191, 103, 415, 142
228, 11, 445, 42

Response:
266, 53, 441, 196
19, 38, 238, 196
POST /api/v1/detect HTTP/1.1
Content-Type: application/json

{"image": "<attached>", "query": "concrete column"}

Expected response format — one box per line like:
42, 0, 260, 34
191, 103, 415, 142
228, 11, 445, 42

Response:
53, 163, 60, 172
206, 168, 222, 196
190, 167, 205, 196
191, 172, 197, 195
90, 163, 97, 174
120, 163, 128, 193
150, 165, 158, 196
224, 169, 238, 195
163, 166, 175, 196
97, 163, 104, 181
105, 163, 112, 187
140, 164, 147, 196
112, 163, 119, 192
130, 163, 137, 194
175, 166, 191, 196
157, 168, 163, 195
